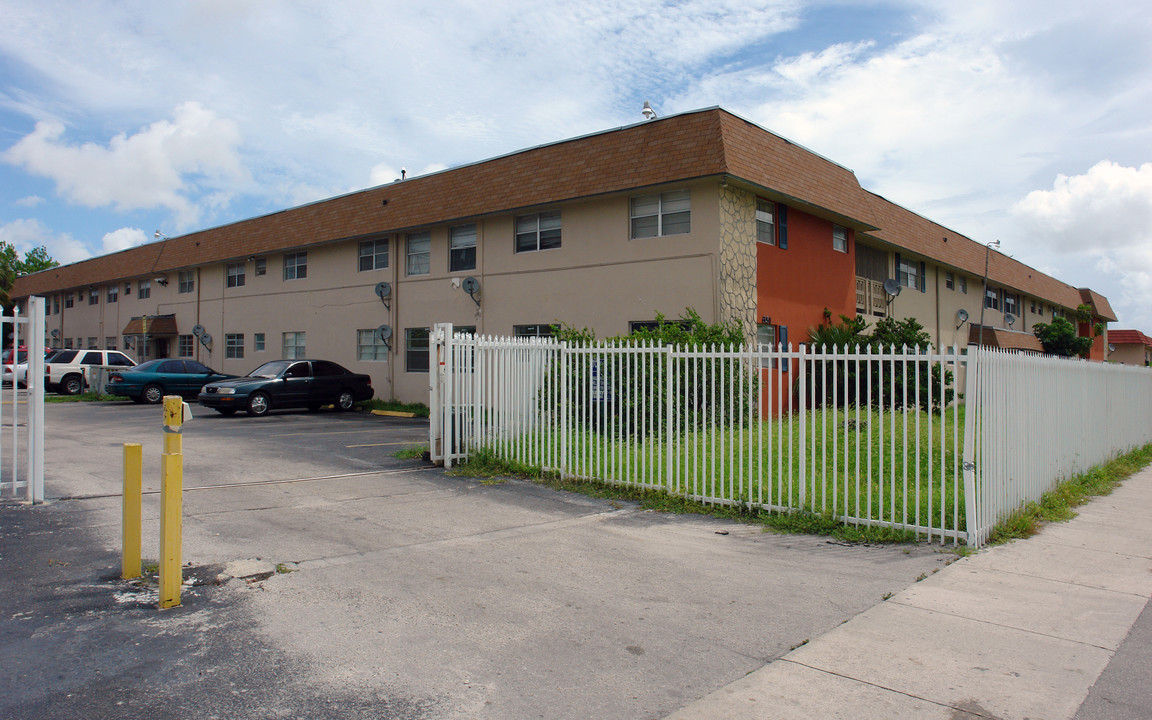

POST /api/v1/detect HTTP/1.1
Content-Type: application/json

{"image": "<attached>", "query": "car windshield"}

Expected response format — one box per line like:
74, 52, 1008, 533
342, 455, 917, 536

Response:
247, 361, 292, 379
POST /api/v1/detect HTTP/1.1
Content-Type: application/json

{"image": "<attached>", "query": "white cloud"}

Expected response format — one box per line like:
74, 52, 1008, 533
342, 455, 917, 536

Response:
1013, 161, 1152, 330
2, 102, 247, 229
100, 227, 149, 255
14, 195, 44, 207
0, 218, 91, 264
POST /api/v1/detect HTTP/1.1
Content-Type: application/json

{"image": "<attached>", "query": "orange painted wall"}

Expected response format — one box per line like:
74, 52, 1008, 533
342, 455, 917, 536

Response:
756, 206, 856, 346
756, 205, 857, 412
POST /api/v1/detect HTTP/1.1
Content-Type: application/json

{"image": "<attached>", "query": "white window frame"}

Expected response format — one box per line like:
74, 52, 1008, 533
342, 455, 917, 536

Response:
254, 332, 265, 352
515, 211, 561, 253
359, 238, 389, 272
832, 225, 848, 253
406, 232, 430, 276
897, 258, 919, 290
138, 280, 151, 299
630, 189, 691, 239
227, 262, 246, 288
449, 224, 477, 273
357, 329, 389, 361
282, 331, 306, 359
178, 335, 194, 357
178, 270, 195, 294
225, 333, 244, 359
756, 199, 775, 245
283, 252, 307, 281
107, 285, 118, 303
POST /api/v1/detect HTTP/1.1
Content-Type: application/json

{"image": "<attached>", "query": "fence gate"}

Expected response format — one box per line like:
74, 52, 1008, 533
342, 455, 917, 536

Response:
0, 296, 46, 503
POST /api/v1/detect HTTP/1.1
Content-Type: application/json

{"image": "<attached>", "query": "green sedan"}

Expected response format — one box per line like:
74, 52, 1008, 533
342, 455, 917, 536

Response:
108, 359, 237, 404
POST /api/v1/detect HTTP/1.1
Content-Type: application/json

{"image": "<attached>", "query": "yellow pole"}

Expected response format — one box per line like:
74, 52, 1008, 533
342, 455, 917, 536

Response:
121, 443, 142, 580
159, 396, 184, 610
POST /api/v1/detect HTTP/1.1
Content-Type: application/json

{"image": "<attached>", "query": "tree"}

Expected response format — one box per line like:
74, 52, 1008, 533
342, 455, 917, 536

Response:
1033, 317, 1092, 357
17, 245, 59, 276
0, 243, 59, 309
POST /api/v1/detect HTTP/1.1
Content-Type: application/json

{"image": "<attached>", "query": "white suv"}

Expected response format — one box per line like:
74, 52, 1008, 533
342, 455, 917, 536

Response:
45, 349, 137, 395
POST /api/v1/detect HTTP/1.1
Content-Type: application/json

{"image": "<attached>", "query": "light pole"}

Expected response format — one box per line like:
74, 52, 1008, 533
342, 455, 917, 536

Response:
977, 239, 1001, 347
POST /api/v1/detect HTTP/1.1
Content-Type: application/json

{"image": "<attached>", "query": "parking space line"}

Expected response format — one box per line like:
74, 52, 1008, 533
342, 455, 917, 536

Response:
267, 427, 424, 438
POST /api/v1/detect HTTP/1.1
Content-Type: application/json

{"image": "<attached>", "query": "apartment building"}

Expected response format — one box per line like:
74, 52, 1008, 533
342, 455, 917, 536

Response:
11, 107, 1116, 403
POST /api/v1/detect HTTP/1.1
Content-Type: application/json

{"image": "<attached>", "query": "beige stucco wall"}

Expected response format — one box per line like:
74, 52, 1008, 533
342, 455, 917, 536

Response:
38, 180, 728, 404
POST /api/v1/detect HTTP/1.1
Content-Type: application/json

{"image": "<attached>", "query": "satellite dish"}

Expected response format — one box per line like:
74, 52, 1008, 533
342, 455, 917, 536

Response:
374, 281, 391, 299
1108, 343, 1116, 352
50, 329, 60, 339
199, 333, 212, 347
376, 325, 392, 343
461, 276, 480, 295
1004, 313, 1017, 328
192, 324, 205, 337
956, 309, 969, 323
882, 278, 902, 298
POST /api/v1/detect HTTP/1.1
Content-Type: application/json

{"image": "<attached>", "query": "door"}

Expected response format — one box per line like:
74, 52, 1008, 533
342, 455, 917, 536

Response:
277, 361, 311, 407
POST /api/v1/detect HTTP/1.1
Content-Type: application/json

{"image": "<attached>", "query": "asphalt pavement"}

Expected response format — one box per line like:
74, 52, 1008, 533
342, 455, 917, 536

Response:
1, 399, 1149, 719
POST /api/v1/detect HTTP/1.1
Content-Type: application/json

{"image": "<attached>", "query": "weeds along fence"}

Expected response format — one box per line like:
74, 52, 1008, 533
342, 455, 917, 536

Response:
428, 324, 1152, 548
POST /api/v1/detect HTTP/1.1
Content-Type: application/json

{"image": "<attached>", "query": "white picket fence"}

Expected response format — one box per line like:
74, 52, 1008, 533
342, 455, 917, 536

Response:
429, 323, 1152, 547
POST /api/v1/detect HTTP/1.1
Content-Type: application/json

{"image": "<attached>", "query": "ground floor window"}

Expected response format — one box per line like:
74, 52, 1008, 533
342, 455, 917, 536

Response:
254, 333, 265, 352
357, 329, 389, 361
226, 333, 244, 359
178, 335, 194, 357
283, 331, 306, 359
514, 324, 555, 337
406, 328, 429, 372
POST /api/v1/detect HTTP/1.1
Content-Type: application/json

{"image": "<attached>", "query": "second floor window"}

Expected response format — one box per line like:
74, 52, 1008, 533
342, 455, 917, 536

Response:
178, 271, 195, 294
756, 200, 776, 245
630, 189, 691, 239
89, 289, 99, 305
832, 225, 848, 253
64, 293, 74, 309
407, 232, 430, 276
138, 280, 151, 299
107, 285, 118, 303
227, 262, 246, 288
515, 211, 561, 252
359, 239, 389, 271
284, 252, 307, 280
449, 224, 477, 272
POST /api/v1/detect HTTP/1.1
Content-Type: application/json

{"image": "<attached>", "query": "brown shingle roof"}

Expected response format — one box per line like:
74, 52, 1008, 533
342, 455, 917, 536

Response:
9, 107, 1115, 322
121, 314, 179, 335
1077, 288, 1117, 322
969, 325, 1044, 352
862, 192, 1085, 310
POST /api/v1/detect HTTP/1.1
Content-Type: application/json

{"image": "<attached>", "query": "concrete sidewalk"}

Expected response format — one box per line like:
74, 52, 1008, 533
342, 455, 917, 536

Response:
664, 466, 1152, 720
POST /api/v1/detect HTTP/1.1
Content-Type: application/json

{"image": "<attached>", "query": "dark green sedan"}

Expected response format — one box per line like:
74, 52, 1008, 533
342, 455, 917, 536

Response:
108, 359, 236, 404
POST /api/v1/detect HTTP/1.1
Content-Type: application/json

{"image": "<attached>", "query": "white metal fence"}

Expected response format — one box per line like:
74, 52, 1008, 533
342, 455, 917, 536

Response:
0, 297, 46, 503
962, 346, 1152, 546
429, 324, 1152, 547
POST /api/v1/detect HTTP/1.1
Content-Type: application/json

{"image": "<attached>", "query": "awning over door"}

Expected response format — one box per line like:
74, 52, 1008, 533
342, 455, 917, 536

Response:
122, 314, 179, 335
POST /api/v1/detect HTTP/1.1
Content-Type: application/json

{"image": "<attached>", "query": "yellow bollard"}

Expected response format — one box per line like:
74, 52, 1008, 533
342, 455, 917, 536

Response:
121, 443, 142, 580
158, 396, 184, 610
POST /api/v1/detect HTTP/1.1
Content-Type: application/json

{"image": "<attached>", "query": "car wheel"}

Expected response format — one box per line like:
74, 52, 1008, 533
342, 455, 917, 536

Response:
62, 374, 84, 396
215, 408, 237, 416
336, 389, 355, 411
247, 392, 271, 417
143, 384, 164, 404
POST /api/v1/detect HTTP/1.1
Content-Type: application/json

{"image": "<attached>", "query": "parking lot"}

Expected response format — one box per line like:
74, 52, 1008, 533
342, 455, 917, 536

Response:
2, 399, 957, 720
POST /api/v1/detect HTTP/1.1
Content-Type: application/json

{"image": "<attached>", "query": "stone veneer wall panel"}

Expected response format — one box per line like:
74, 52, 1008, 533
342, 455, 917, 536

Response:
718, 186, 757, 340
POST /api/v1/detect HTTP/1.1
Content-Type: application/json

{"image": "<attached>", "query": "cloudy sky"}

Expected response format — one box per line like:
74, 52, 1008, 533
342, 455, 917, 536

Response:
1, 1, 1149, 329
